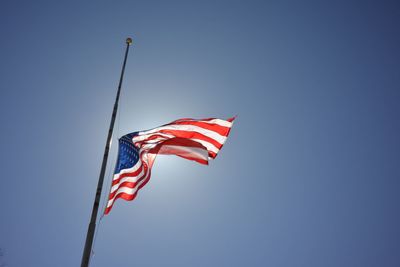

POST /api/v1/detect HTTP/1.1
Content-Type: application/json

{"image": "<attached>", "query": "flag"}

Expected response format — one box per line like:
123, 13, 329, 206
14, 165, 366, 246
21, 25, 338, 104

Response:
104, 117, 235, 214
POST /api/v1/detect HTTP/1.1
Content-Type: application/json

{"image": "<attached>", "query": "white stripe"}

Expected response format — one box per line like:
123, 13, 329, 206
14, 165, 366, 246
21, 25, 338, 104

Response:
204, 118, 233, 128
139, 143, 159, 152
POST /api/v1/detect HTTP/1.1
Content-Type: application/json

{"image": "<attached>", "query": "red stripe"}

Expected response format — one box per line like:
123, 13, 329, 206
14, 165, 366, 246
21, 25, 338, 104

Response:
227, 117, 236, 123
175, 155, 208, 165
104, 192, 139, 214
208, 150, 217, 159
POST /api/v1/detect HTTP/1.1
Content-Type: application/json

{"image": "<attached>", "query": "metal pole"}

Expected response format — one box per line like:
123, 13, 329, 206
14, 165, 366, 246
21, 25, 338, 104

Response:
81, 37, 133, 267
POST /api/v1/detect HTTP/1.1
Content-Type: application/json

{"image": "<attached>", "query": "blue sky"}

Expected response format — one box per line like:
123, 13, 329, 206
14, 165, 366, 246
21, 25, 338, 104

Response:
0, 1, 399, 266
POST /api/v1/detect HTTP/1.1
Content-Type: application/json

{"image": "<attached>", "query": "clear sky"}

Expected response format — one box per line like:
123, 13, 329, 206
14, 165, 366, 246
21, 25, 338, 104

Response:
1, 1, 399, 266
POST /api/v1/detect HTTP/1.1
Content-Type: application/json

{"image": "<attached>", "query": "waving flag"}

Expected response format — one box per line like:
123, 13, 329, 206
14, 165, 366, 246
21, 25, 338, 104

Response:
105, 117, 235, 214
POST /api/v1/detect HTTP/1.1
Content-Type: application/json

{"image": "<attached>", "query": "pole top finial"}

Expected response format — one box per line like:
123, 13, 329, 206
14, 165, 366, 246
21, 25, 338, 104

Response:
126, 37, 133, 45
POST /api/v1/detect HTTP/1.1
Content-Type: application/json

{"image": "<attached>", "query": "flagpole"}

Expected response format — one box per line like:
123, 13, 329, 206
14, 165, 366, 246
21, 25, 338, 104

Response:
81, 37, 133, 267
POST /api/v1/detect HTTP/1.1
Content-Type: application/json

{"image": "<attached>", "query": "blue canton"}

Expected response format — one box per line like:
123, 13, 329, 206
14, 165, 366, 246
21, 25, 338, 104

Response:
114, 132, 140, 174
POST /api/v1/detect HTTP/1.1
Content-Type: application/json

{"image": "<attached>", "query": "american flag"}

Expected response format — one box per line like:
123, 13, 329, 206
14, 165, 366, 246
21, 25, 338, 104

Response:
105, 117, 235, 214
